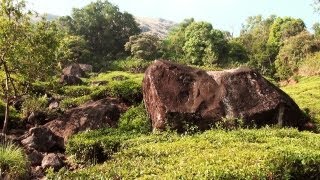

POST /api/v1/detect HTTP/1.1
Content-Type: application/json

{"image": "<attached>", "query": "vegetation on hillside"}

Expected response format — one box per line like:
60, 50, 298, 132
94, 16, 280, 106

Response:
0, 0, 319, 179
51, 128, 320, 179
282, 76, 320, 129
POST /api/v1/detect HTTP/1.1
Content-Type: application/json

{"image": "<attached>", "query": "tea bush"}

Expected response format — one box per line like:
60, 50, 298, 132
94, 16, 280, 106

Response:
282, 76, 320, 128
53, 128, 320, 179
118, 103, 151, 134
107, 58, 151, 73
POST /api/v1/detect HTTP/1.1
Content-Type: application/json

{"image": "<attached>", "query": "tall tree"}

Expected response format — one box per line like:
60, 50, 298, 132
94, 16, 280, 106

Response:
238, 15, 277, 76
59, 0, 140, 62
183, 21, 228, 65
125, 33, 161, 60
0, 0, 60, 133
275, 31, 320, 80
163, 18, 194, 61
268, 17, 306, 48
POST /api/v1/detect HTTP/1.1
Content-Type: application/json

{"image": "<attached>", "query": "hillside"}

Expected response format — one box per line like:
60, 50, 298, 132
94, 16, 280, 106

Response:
35, 14, 176, 38
135, 17, 176, 38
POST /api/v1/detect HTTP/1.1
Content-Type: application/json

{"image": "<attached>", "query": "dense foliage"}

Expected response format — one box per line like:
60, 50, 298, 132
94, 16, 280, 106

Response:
58, 0, 140, 67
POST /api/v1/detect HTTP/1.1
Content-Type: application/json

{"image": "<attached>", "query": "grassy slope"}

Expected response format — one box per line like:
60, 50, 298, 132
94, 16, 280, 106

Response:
49, 75, 320, 179
52, 128, 320, 179
281, 76, 320, 125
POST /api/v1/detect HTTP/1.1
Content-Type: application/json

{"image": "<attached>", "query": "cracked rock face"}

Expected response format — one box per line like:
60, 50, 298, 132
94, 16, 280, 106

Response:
143, 60, 309, 132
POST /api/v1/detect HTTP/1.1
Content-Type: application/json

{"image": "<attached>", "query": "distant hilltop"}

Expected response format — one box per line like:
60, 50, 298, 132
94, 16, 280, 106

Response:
37, 14, 176, 38
135, 17, 176, 38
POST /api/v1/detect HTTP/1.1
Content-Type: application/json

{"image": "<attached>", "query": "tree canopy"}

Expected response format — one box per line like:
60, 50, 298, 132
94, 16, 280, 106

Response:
58, 0, 140, 64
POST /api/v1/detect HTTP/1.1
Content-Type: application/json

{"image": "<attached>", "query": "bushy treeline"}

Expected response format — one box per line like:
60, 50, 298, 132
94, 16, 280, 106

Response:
53, 1, 320, 80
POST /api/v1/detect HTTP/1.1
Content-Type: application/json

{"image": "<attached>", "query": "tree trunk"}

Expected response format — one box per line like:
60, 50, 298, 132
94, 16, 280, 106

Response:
2, 73, 9, 134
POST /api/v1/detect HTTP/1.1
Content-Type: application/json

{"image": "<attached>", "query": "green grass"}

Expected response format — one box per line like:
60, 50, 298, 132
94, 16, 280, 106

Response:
51, 128, 320, 179
0, 142, 29, 179
60, 71, 144, 108
281, 76, 320, 126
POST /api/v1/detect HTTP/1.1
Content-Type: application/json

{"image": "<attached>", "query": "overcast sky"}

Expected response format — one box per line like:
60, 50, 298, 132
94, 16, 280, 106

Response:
26, 0, 319, 35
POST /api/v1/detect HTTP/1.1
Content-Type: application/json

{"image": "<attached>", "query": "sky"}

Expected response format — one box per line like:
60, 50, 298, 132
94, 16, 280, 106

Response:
26, 0, 319, 36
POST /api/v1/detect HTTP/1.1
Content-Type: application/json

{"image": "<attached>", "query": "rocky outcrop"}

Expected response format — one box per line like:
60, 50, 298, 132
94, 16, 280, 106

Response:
60, 63, 87, 85
62, 63, 86, 78
45, 98, 121, 141
60, 74, 83, 85
21, 127, 64, 152
143, 60, 309, 132
41, 153, 65, 171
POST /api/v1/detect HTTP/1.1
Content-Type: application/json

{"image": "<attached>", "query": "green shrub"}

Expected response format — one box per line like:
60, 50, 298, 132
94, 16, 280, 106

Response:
106, 80, 142, 103
52, 128, 320, 179
281, 76, 320, 129
118, 103, 151, 134
60, 95, 92, 109
91, 71, 143, 104
66, 129, 138, 165
62, 86, 93, 97
107, 58, 151, 73
299, 52, 320, 76
0, 100, 21, 121
21, 96, 48, 117
0, 142, 29, 179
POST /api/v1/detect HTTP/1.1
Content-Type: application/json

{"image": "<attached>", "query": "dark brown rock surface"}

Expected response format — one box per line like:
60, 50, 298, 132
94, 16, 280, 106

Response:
60, 74, 83, 85
45, 98, 121, 141
21, 127, 64, 152
143, 60, 309, 132
62, 63, 86, 78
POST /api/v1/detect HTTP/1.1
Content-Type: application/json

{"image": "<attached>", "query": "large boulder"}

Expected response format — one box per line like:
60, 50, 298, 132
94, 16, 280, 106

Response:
143, 60, 309, 132
45, 98, 121, 141
60, 74, 83, 85
62, 63, 86, 77
21, 127, 64, 152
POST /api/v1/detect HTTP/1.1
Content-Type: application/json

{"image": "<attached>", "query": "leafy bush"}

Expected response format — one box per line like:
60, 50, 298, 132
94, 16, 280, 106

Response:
52, 128, 320, 179
91, 71, 143, 104
21, 96, 48, 117
106, 58, 151, 73
299, 52, 320, 76
62, 86, 93, 97
0, 142, 29, 179
66, 129, 138, 165
118, 103, 151, 134
282, 76, 320, 130
60, 95, 92, 109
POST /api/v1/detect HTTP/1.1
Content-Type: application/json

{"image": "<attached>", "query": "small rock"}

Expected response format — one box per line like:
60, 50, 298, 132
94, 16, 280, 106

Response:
31, 166, 44, 179
49, 101, 59, 110
60, 74, 83, 85
41, 153, 64, 171
27, 111, 47, 126
28, 150, 44, 166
